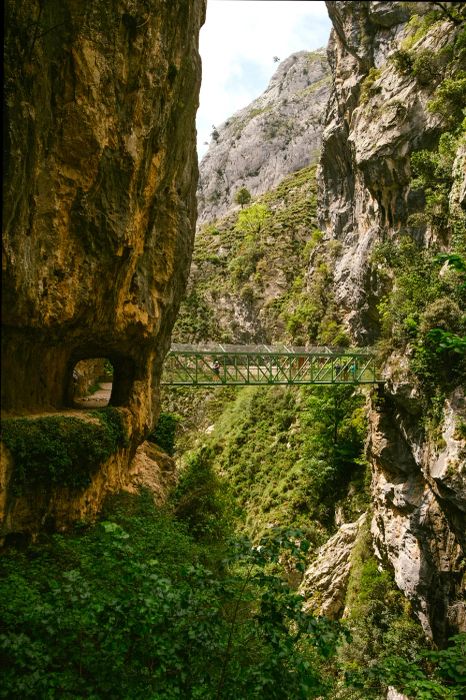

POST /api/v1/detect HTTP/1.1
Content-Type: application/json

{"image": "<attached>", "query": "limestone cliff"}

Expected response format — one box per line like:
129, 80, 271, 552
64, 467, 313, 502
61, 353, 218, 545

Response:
197, 49, 330, 224
318, 1, 466, 643
1, 0, 205, 537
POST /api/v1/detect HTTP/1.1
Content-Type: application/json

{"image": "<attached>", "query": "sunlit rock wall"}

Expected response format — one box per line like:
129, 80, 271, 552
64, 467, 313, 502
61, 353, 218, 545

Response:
1, 0, 206, 534
3, 0, 205, 419
198, 49, 330, 224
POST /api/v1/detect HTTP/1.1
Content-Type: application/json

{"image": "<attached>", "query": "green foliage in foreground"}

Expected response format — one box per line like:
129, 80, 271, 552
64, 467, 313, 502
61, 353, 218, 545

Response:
0, 408, 127, 493
0, 493, 342, 700
1, 492, 463, 699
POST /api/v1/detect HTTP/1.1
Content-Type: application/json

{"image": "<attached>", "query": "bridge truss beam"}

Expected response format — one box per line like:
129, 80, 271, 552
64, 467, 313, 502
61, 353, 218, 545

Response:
162, 347, 381, 386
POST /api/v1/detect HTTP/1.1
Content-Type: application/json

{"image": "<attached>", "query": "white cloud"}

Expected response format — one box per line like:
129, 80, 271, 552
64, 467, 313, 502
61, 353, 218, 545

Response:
197, 0, 332, 158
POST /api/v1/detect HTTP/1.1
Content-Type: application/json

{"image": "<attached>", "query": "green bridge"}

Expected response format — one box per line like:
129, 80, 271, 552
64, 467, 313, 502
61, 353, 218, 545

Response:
162, 344, 382, 386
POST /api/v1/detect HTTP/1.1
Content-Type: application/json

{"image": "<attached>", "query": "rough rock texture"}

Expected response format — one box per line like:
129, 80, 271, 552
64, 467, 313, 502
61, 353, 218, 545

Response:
317, 1, 456, 343
300, 513, 366, 617
368, 385, 466, 642
0, 428, 176, 541
0, 411, 134, 538
126, 441, 177, 504
197, 49, 330, 224
174, 165, 319, 345
2, 0, 205, 535
319, 2, 466, 644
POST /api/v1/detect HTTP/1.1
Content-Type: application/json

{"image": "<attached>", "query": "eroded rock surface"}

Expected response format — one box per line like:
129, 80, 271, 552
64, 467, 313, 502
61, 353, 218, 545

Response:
300, 514, 366, 618
368, 386, 466, 641
319, 1, 465, 643
1, 0, 205, 536
198, 49, 330, 224
317, 1, 461, 343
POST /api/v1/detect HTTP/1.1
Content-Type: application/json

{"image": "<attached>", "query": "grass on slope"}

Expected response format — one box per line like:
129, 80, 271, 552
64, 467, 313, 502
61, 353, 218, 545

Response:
174, 165, 320, 344
171, 384, 369, 548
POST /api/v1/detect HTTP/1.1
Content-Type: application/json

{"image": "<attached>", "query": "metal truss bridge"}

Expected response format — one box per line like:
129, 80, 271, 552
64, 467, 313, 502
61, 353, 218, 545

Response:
162, 344, 382, 387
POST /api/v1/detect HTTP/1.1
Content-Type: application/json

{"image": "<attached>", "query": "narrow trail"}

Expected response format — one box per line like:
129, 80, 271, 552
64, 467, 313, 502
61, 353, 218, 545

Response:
73, 382, 112, 408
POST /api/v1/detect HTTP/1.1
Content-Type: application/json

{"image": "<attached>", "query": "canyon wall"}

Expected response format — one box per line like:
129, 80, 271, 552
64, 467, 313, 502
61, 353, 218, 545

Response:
1, 0, 205, 536
318, 1, 465, 643
197, 49, 330, 224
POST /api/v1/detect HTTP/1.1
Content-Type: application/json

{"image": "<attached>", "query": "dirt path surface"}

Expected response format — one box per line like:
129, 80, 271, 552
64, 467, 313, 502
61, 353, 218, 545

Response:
73, 382, 112, 408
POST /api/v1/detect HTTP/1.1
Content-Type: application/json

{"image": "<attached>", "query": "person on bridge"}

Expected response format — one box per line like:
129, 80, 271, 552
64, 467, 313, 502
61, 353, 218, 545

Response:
213, 359, 221, 380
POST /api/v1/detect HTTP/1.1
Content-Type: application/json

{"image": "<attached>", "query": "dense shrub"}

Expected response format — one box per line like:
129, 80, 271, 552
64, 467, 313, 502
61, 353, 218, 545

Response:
0, 493, 342, 699
148, 411, 181, 456
1, 408, 127, 493
374, 239, 466, 396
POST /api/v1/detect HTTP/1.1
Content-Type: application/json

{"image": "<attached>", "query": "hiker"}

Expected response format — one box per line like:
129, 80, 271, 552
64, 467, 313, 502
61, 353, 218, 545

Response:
213, 359, 220, 380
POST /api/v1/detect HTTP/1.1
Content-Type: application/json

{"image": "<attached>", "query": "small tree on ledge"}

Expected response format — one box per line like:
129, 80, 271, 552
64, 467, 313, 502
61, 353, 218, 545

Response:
235, 187, 252, 209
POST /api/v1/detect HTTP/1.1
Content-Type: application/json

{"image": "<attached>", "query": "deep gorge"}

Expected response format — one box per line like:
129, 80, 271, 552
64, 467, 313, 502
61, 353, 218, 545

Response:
1, 1, 465, 698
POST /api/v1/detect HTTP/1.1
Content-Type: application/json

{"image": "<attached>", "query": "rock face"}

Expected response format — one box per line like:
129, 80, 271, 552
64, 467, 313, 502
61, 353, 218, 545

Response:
316, 0, 458, 342
2, 0, 205, 534
319, 1, 466, 643
300, 514, 366, 618
368, 385, 466, 642
197, 49, 330, 224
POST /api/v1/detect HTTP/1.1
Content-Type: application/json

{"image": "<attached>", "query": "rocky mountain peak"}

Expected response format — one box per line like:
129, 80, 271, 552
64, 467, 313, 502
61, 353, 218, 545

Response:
197, 48, 331, 224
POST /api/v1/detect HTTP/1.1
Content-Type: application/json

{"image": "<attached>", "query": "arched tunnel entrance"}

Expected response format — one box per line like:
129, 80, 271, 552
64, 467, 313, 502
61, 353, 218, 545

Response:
67, 354, 136, 409
70, 358, 114, 407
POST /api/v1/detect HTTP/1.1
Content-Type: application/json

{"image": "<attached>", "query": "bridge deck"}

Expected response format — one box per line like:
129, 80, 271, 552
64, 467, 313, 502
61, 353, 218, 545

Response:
162, 344, 382, 386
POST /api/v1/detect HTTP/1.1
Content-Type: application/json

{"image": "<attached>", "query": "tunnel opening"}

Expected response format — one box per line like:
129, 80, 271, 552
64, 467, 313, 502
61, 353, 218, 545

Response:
67, 353, 137, 409
70, 358, 114, 408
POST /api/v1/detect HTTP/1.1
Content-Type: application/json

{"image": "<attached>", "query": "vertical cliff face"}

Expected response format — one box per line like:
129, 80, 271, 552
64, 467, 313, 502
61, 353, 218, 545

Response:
3, 0, 205, 418
318, 1, 465, 643
2, 0, 205, 533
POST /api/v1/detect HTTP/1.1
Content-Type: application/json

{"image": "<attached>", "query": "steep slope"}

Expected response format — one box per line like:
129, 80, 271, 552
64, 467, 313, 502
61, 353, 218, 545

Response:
174, 165, 321, 344
317, 0, 466, 643
1, 0, 206, 537
197, 49, 330, 224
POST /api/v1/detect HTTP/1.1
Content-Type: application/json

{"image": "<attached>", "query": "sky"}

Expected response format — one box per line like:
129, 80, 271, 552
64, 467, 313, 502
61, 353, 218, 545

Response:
197, 0, 332, 158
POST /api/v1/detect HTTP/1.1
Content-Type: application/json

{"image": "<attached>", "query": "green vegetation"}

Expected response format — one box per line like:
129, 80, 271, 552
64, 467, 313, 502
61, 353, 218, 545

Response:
148, 412, 182, 456
359, 68, 382, 104
333, 519, 429, 698
173, 385, 368, 545
1, 408, 127, 493
0, 492, 343, 699
374, 238, 465, 399
173, 165, 321, 344
374, 14, 466, 413
234, 186, 252, 208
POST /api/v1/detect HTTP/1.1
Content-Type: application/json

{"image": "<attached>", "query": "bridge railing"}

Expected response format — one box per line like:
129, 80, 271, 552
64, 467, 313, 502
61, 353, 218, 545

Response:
161, 344, 382, 386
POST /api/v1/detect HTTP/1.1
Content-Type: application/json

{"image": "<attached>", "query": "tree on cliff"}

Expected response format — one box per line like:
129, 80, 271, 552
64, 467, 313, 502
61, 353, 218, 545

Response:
235, 187, 252, 209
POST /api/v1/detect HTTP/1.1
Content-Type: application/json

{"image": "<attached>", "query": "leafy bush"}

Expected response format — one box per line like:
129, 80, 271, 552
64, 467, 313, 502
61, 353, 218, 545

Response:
428, 72, 466, 128
373, 633, 466, 699
359, 68, 382, 104
170, 447, 235, 542
391, 48, 414, 74
374, 238, 466, 394
235, 186, 252, 208
0, 493, 342, 699
148, 411, 181, 456
1, 408, 127, 493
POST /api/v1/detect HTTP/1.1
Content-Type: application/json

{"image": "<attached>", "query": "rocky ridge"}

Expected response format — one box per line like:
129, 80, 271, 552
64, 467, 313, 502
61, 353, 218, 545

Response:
197, 49, 330, 224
